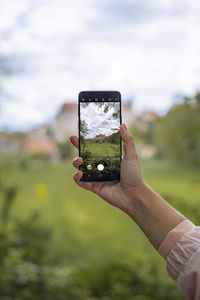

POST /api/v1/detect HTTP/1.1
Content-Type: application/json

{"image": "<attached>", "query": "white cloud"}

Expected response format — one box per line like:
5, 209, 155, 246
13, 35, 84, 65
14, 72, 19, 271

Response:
0, 0, 200, 130
0, 0, 28, 30
80, 103, 120, 138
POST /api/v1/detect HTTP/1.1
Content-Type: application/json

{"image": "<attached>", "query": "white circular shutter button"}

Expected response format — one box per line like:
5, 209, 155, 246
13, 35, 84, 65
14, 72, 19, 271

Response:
97, 164, 104, 171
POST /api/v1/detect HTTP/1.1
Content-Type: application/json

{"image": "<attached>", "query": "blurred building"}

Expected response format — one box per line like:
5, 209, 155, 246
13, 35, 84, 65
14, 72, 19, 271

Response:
0, 101, 153, 156
28, 125, 50, 140
141, 110, 157, 122
23, 138, 58, 159
121, 101, 136, 125
50, 101, 136, 142
91, 134, 106, 142
51, 103, 78, 142
0, 132, 23, 155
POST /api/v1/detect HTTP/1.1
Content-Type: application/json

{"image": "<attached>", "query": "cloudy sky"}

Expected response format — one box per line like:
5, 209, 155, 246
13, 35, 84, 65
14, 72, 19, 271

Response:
80, 102, 120, 139
0, 0, 200, 130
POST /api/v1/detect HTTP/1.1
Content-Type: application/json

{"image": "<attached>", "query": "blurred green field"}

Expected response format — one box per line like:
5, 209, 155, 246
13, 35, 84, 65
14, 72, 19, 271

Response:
1, 156, 200, 298
2, 157, 200, 264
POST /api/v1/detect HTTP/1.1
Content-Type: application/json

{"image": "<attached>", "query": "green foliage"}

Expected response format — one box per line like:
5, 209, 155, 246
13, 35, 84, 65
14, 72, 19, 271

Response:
19, 153, 51, 170
1, 185, 18, 223
1, 157, 198, 299
0, 179, 49, 299
104, 130, 120, 144
129, 92, 200, 166
155, 92, 200, 165
80, 147, 92, 158
80, 120, 89, 136
80, 261, 184, 300
95, 102, 120, 119
162, 193, 200, 225
81, 140, 120, 158
129, 122, 157, 154
57, 142, 72, 160
0, 178, 90, 300
80, 135, 85, 147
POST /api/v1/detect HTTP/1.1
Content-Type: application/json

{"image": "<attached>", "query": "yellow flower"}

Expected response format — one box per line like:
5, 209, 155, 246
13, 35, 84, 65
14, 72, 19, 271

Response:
36, 183, 48, 202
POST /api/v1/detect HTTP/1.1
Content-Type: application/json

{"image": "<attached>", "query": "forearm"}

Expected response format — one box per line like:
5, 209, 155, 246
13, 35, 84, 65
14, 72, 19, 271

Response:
126, 181, 186, 250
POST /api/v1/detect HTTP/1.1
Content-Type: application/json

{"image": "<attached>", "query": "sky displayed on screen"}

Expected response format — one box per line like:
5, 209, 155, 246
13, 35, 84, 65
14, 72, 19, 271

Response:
80, 103, 120, 139
0, 0, 200, 130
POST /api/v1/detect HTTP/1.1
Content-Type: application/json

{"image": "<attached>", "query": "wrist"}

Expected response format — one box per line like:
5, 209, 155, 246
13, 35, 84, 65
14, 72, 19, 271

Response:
124, 180, 187, 249
124, 180, 151, 218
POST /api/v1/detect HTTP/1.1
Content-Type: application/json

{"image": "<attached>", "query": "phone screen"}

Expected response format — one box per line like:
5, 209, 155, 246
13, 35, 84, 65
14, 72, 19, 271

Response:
79, 91, 121, 182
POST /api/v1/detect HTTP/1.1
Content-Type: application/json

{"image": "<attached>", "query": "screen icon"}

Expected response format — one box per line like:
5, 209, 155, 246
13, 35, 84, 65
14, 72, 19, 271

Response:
87, 164, 92, 170
97, 164, 104, 171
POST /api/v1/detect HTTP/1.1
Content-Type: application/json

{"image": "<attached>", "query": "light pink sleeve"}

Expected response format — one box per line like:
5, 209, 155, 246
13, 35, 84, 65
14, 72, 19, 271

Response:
158, 220, 200, 300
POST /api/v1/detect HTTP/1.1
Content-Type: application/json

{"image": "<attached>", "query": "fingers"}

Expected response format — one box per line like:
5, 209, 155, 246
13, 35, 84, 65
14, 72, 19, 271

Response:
120, 124, 136, 160
73, 170, 93, 190
70, 136, 79, 149
72, 157, 83, 169
73, 170, 83, 183
72, 157, 91, 190
73, 170, 86, 188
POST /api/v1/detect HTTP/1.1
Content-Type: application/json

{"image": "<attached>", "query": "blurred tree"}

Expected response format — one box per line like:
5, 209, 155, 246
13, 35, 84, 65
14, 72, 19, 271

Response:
130, 122, 156, 146
0, 37, 23, 109
104, 130, 120, 144
96, 102, 120, 119
80, 120, 89, 136
155, 92, 200, 165
0, 54, 15, 101
57, 142, 72, 160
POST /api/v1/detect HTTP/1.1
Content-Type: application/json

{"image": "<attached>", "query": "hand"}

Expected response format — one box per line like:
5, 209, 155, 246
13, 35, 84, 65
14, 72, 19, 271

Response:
70, 125, 187, 250
70, 124, 145, 216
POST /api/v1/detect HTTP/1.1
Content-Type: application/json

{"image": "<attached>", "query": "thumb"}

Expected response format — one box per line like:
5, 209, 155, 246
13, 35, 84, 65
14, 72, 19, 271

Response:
120, 124, 136, 160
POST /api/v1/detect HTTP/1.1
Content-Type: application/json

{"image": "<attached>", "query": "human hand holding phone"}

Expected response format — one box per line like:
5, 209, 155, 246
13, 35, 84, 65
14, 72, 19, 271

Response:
70, 123, 186, 251
70, 123, 144, 216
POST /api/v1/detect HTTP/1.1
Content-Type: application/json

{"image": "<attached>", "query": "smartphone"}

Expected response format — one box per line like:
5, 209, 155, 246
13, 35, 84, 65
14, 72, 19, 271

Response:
78, 91, 122, 182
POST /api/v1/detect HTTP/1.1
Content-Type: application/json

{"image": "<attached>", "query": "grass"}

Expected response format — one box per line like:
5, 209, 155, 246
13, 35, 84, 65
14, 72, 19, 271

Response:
83, 142, 120, 157
141, 159, 200, 207
2, 160, 147, 266
1, 156, 200, 281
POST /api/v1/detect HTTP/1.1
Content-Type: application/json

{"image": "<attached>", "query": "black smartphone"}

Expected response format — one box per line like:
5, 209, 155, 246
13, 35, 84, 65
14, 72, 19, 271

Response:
78, 91, 122, 182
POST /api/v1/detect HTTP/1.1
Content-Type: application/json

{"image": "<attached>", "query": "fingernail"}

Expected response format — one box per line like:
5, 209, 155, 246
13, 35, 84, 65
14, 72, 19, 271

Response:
123, 124, 128, 130
73, 157, 78, 163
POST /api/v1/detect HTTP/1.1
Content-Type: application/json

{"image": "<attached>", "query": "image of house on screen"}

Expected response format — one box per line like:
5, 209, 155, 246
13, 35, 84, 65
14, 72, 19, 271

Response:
91, 134, 106, 142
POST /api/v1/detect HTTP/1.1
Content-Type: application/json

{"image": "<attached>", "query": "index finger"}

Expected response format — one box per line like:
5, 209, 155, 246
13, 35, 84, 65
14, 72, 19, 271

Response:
70, 136, 79, 149
120, 124, 136, 160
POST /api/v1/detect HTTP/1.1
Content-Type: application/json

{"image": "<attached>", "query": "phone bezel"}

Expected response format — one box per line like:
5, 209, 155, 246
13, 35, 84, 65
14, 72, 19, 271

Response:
78, 91, 122, 182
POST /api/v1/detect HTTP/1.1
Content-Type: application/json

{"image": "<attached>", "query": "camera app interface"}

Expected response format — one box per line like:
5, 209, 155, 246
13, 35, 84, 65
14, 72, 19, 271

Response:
80, 101, 121, 179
